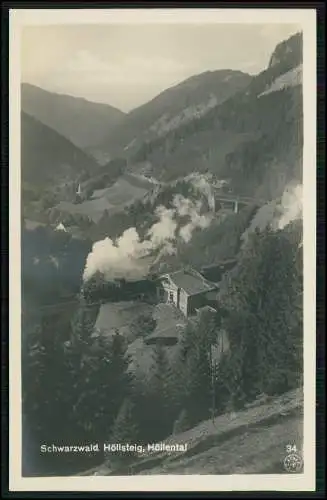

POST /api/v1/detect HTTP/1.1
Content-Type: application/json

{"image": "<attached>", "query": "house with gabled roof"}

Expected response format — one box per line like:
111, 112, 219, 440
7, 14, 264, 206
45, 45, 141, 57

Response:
156, 267, 218, 317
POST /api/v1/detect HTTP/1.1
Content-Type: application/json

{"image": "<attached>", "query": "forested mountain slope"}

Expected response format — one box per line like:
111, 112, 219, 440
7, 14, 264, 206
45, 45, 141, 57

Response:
21, 111, 99, 189
96, 69, 252, 158
129, 32, 303, 201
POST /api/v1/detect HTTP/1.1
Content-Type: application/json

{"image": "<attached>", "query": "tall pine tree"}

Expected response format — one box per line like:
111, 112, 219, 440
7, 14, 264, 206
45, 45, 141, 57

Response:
108, 397, 140, 466
146, 345, 176, 440
218, 224, 303, 403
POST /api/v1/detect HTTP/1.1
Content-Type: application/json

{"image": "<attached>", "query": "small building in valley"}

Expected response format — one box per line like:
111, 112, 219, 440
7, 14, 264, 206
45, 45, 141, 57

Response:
55, 222, 67, 232
156, 267, 218, 317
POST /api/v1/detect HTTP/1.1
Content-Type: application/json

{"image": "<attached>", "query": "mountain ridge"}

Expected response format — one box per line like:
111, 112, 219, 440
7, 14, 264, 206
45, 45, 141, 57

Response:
95, 69, 253, 157
21, 83, 125, 150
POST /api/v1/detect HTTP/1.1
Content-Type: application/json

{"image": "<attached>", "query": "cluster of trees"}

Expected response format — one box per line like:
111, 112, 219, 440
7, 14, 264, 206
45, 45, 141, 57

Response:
22, 220, 303, 476
22, 226, 92, 305
80, 158, 126, 196
22, 307, 130, 475
161, 220, 303, 427
220, 86, 303, 199
178, 205, 258, 267
22, 299, 173, 474
216, 221, 303, 403
22, 186, 59, 218
47, 209, 93, 229
132, 106, 218, 166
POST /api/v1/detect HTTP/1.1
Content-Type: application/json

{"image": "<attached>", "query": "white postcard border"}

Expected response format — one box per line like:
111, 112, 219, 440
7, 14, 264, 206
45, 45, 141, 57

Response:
9, 7, 317, 492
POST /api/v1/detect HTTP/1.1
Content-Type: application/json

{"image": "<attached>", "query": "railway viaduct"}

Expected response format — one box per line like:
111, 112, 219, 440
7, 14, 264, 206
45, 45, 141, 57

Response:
214, 194, 266, 214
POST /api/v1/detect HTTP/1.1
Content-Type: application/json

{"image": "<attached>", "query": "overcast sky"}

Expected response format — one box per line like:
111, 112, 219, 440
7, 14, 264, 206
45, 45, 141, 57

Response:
21, 23, 300, 112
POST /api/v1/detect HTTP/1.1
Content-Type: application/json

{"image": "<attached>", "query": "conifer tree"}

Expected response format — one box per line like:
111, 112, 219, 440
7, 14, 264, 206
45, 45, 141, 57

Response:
108, 397, 140, 466
182, 337, 212, 424
69, 330, 133, 445
172, 408, 192, 435
218, 224, 303, 403
147, 345, 176, 439
109, 331, 133, 409
22, 311, 77, 474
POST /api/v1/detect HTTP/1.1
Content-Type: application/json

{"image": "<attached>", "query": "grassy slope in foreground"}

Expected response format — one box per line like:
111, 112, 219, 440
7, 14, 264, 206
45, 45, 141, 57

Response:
79, 387, 303, 476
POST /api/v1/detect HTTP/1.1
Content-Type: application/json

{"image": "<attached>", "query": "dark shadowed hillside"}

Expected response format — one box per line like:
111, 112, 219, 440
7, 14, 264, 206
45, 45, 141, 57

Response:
96, 69, 252, 158
21, 83, 125, 150
21, 111, 99, 188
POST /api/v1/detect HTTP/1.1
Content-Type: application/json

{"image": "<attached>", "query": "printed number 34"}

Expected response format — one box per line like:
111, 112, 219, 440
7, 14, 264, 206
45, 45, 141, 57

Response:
286, 444, 297, 453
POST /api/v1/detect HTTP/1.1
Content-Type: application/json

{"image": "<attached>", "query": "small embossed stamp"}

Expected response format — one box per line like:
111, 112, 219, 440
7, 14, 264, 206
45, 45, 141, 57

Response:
283, 452, 304, 473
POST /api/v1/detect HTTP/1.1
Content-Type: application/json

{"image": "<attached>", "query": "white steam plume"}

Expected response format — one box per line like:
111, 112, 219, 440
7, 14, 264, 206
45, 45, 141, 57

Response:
241, 183, 303, 247
83, 227, 152, 282
187, 172, 216, 212
173, 194, 213, 243
83, 194, 213, 281
147, 206, 177, 246
275, 183, 303, 230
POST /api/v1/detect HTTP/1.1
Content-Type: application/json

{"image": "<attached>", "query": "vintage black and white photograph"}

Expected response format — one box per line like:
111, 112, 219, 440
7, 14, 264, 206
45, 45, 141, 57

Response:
9, 7, 316, 492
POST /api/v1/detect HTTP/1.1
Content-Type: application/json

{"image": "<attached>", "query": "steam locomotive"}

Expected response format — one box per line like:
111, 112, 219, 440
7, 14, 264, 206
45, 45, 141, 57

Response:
81, 274, 158, 304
